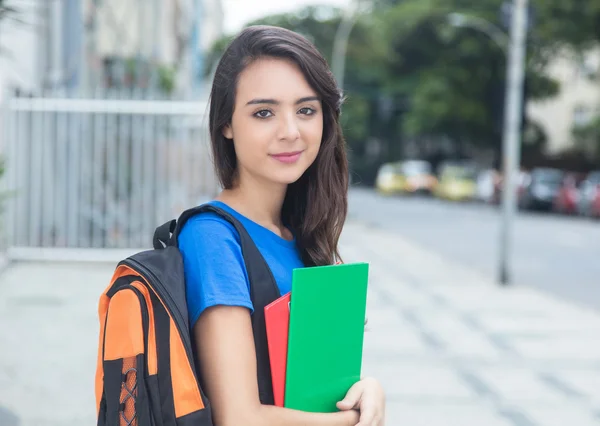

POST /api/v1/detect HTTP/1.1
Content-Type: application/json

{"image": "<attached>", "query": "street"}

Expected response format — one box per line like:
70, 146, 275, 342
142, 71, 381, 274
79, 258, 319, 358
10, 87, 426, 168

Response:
348, 188, 600, 312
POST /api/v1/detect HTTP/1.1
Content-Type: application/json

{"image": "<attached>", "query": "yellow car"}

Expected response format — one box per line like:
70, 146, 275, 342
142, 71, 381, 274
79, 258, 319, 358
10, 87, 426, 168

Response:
375, 160, 437, 195
433, 165, 478, 201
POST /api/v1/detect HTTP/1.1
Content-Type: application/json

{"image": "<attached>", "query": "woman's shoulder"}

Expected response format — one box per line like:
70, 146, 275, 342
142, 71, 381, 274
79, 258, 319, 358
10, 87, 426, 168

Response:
178, 210, 240, 249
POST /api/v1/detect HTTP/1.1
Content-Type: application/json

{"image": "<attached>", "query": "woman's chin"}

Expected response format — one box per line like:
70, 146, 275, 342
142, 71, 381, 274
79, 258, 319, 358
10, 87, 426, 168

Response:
263, 167, 308, 186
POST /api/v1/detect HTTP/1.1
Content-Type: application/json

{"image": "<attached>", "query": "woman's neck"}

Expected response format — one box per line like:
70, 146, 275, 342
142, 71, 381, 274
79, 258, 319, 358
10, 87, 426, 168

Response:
216, 176, 289, 235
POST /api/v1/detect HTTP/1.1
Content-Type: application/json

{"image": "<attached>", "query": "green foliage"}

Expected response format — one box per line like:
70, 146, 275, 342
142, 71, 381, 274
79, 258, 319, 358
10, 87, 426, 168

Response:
157, 65, 176, 94
531, 0, 600, 52
573, 117, 600, 162
203, 35, 235, 79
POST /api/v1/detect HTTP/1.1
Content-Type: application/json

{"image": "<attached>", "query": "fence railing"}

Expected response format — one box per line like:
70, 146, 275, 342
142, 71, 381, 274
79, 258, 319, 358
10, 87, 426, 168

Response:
2, 95, 219, 255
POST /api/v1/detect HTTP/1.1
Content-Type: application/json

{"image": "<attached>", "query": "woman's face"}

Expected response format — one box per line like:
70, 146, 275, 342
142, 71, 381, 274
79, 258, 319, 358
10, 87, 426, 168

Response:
223, 57, 324, 188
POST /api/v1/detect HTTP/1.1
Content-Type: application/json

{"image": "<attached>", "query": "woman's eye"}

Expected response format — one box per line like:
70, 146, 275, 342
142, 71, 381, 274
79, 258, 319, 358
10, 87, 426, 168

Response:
299, 107, 316, 115
254, 110, 273, 118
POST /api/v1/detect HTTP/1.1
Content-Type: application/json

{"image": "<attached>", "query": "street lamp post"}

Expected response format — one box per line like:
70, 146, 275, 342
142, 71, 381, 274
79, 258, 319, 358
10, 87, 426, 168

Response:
448, 0, 529, 286
447, 12, 509, 52
332, 0, 364, 91
498, 0, 529, 285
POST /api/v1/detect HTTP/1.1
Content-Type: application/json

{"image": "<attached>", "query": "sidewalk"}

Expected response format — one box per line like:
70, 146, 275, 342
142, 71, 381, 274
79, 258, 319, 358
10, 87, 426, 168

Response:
341, 221, 600, 426
0, 219, 599, 425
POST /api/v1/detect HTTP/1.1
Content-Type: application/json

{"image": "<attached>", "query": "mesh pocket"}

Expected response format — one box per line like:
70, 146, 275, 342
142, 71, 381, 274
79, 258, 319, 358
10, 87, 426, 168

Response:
119, 356, 138, 426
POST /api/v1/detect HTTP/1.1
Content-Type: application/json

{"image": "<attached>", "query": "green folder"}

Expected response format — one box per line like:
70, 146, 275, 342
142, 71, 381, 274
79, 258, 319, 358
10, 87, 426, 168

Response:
284, 262, 369, 412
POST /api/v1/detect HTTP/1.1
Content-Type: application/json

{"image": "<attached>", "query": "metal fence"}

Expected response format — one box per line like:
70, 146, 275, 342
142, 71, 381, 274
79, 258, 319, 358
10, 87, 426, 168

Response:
1, 95, 220, 258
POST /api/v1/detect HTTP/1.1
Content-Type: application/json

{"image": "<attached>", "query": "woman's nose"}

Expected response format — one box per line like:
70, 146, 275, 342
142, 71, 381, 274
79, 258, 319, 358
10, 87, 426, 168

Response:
277, 113, 300, 142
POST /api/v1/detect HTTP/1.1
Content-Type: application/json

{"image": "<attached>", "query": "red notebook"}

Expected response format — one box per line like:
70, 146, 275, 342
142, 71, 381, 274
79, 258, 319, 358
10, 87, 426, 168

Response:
264, 292, 291, 407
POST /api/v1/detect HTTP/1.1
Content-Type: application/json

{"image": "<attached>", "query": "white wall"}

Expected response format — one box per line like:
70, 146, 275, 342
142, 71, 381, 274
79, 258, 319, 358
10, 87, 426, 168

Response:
527, 48, 600, 154
201, 0, 225, 51
0, 1, 46, 95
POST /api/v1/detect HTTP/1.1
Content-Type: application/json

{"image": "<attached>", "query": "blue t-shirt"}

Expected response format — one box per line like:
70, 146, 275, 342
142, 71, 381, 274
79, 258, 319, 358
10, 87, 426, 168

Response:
178, 200, 305, 327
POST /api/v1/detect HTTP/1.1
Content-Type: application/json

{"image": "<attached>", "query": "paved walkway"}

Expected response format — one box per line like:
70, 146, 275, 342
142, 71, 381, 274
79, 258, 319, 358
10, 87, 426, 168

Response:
0, 220, 599, 425
341, 221, 600, 425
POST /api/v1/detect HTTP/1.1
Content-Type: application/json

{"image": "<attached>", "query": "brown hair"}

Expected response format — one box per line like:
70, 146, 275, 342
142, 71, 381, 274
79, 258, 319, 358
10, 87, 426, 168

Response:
208, 25, 348, 266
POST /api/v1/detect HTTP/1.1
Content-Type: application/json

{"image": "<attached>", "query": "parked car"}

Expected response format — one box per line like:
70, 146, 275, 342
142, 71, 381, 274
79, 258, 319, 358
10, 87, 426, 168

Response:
553, 173, 583, 215
577, 171, 600, 218
433, 162, 478, 201
375, 162, 404, 194
492, 170, 529, 205
475, 169, 499, 203
375, 160, 436, 195
518, 168, 564, 211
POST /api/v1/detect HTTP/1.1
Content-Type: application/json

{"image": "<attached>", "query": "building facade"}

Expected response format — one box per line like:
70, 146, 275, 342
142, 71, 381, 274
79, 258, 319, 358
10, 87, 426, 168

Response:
89, 0, 224, 96
527, 48, 600, 155
0, 0, 224, 98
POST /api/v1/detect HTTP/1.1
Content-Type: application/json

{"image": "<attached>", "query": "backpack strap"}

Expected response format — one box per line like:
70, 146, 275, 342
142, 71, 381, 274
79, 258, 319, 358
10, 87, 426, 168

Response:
154, 204, 280, 405
153, 219, 176, 249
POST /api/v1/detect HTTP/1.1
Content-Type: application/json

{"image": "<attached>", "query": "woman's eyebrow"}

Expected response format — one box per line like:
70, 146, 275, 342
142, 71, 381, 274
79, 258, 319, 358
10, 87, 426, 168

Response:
295, 96, 320, 104
245, 96, 320, 106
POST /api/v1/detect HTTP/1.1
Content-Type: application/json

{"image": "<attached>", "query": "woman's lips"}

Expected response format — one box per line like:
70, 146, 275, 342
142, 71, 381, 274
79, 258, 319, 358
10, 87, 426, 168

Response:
270, 151, 303, 164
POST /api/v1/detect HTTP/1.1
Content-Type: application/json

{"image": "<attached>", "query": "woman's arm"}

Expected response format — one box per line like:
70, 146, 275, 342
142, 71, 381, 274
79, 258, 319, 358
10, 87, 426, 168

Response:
193, 305, 360, 426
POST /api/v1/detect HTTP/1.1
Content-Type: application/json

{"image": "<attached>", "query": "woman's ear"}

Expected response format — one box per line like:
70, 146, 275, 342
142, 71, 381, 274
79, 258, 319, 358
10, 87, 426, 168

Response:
222, 124, 233, 140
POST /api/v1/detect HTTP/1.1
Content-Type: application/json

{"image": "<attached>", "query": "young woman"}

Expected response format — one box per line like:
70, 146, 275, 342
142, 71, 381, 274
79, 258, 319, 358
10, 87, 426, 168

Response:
178, 25, 385, 426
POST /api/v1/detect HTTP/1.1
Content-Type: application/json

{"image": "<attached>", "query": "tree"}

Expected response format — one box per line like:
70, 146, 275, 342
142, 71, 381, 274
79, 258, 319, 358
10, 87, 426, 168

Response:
530, 0, 600, 52
573, 117, 600, 165
377, 0, 560, 167
0, 0, 22, 56
528, 0, 600, 169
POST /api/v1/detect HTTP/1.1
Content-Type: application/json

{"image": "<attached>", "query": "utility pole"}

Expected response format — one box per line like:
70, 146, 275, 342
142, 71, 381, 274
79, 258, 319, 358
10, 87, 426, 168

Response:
498, 0, 529, 285
332, 0, 363, 91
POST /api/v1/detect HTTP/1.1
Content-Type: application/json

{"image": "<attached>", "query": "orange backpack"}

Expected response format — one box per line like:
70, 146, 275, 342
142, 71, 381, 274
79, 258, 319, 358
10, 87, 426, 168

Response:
95, 204, 281, 426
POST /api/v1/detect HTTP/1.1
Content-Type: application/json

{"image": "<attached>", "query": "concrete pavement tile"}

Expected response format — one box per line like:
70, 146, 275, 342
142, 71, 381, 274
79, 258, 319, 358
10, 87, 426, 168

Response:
496, 407, 538, 425
365, 287, 386, 308
538, 372, 588, 399
362, 326, 432, 357
410, 309, 477, 334
0, 262, 112, 426
385, 401, 515, 426
12, 417, 91, 426
362, 365, 477, 401
510, 335, 600, 361
0, 406, 19, 426
405, 308, 506, 359
375, 280, 437, 309
475, 367, 569, 403
476, 314, 600, 335
428, 286, 575, 315
444, 334, 507, 359
521, 405, 600, 426
364, 306, 403, 330
557, 371, 600, 402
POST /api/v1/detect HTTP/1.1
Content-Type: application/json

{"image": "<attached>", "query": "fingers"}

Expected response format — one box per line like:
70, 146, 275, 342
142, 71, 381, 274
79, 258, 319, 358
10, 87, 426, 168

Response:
355, 391, 383, 426
336, 382, 364, 411
335, 400, 353, 411
357, 413, 384, 426
355, 405, 375, 426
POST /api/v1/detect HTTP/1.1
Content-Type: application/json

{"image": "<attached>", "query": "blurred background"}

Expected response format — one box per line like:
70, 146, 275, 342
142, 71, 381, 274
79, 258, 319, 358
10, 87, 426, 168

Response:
1, 0, 600, 425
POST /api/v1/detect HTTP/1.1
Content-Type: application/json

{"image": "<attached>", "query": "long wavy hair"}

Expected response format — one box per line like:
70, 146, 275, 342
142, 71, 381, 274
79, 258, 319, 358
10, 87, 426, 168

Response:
208, 25, 348, 267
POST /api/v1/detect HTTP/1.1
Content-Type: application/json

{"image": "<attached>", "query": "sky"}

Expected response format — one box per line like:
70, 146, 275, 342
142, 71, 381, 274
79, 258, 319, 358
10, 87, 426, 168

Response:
221, 0, 351, 34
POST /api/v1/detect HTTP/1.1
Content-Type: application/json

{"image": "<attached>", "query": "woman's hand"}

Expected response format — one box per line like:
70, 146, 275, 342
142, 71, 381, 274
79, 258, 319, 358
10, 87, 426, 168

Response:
336, 377, 385, 426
